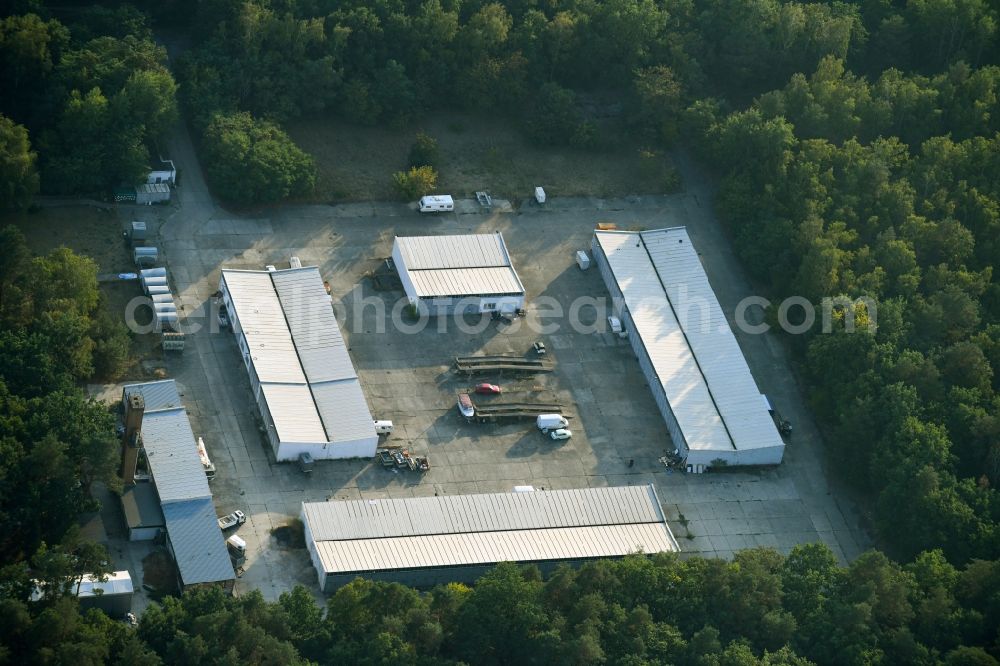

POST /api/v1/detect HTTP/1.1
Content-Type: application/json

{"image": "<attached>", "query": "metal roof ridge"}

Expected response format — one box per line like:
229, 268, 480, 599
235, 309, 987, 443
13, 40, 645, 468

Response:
634, 231, 738, 452
268, 270, 332, 443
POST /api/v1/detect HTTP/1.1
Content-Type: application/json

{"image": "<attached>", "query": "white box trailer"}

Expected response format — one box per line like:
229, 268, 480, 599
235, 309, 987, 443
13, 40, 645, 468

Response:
536, 414, 568, 431
418, 195, 454, 212
134, 246, 159, 267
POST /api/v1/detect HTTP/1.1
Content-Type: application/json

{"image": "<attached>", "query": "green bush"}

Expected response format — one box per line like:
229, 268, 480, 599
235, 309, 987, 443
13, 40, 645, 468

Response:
202, 112, 315, 204
663, 166, 683, 193
392, 165, 438, 200
408, 131, 439, 168
90, 305, 131, 380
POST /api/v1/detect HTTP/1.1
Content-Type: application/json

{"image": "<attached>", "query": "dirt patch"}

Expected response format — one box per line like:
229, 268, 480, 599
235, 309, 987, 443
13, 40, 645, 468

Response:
1, 206, 164, 380
271, 520, 305, 549
286, 111, 677, 202
141, 549, 179, 600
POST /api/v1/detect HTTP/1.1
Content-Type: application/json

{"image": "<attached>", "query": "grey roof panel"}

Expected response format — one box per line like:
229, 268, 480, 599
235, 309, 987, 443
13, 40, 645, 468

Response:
162, 499, 234, 586
303, 485, 665, 542
271, 268, 356, 383
311, 378, 377, 444
121, 483, 164, 529
123, 380, 183, 413
138, 408, 212, 503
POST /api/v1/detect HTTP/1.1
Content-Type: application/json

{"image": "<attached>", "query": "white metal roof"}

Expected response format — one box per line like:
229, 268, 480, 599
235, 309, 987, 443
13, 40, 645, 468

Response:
304, 485, 665, 541
642, 228, 783, 451
122, 381, 212, 503
595, 232, 732, 452
304, 486, 677, 575
162, 498, 234, 586
260, 383, 327, 443
76, 571, 134, 597
407, 267, 524, 297
395, 233, 511, 269
394, 234, 525, 299
595, 228, 784, 454
314, 523, 677, 575
222, 271, 306, 384
221, 267, 375, 446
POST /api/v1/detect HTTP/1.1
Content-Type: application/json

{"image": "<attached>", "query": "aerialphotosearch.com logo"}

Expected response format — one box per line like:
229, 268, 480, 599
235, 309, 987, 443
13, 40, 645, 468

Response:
122, 284, 877, 339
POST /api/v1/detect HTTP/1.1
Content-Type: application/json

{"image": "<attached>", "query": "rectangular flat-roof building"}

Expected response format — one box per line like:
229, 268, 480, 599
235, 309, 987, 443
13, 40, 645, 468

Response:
32, 571, 135, 617
592, 227, 785, 468
120, 380, 235, 591
392, 233, 525, 316
219, 266, 377, 461
302, 485, 679, 591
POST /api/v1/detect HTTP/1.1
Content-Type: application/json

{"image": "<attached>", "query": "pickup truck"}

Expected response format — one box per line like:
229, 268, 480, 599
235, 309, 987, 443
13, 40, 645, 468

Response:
217, 510, 246, 531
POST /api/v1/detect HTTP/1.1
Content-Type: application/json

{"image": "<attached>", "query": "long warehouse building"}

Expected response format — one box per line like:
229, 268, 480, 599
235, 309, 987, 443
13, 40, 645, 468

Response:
120, 380, 235, 592
302, 485, 679, 591
219, 266, 377, 461
592, 227, 785, 468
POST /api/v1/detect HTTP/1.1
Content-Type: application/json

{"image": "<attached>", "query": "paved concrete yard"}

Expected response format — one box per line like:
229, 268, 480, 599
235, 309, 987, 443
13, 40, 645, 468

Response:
150, 185, 871, 599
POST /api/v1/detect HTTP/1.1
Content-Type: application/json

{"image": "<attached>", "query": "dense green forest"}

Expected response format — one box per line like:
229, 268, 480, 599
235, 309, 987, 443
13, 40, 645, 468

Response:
5, 551, 1000, 665
0, 5, 177, 197
2, 0, 1000, 662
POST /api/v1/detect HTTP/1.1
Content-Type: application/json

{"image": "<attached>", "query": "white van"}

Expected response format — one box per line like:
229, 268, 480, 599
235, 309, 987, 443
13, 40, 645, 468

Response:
419, 195, 454, 212
374, 420, 394, 435
536, 414, 569, 432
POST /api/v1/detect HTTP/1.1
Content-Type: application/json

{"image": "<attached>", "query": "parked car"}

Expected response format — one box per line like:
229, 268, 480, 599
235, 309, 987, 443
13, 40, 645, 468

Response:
475, 383, 502, 395
533, 341, 547, 355
549, 428, 572, 441
458, 393, 475, 418
298, 451, 314, 473
217, 510, 246, 531
608, 316, 626, 337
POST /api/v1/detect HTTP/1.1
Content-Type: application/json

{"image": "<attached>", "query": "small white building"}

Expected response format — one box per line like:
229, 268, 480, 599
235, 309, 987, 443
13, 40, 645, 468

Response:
219, 266, 378, 461
147, 158, 176, 185
592, 227, 785, 469
392, 233, 525, 316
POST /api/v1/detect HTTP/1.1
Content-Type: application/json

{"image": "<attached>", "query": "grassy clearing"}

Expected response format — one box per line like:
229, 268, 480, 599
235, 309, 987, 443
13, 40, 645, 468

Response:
1, 206, 163, 380
286, 111, 678, 203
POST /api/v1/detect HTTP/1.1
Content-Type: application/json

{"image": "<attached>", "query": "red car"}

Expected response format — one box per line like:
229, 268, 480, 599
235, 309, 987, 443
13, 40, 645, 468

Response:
475, 383, 502, 395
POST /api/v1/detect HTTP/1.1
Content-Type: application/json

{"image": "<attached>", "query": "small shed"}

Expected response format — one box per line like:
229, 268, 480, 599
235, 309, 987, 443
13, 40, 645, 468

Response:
147, 159, 176, 186
78, 571, 135, 617
130, 220, 147, 246
136, 183, 170, 205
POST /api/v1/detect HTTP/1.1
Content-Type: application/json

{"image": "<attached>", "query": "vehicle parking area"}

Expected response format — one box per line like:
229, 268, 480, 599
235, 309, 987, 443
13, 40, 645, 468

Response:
144, 194, 872, 600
